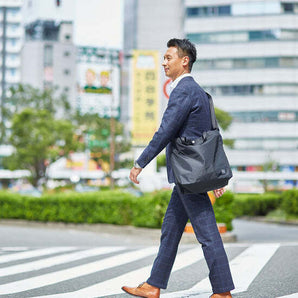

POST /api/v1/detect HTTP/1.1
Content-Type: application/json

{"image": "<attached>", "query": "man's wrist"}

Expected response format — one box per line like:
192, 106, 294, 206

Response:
134, 161, 142, 169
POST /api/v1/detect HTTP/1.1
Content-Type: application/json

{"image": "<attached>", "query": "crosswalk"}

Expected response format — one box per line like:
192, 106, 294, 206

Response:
0, 243, 297, 298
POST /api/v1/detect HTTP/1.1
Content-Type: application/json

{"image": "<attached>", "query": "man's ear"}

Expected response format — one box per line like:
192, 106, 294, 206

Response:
182, 56, 190, 68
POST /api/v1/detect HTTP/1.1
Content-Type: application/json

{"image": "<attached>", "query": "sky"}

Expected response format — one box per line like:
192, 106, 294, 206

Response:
22, 0, 124, 49
74, 0, 123, 48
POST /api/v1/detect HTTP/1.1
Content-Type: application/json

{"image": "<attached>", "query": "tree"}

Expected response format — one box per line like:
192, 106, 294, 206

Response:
214, 107, 234, 148
1, 84, 71, 142
74, 113, 131, 171
6, 84, 70, 116
260, 159, 279, 192
4, 108, 78, 186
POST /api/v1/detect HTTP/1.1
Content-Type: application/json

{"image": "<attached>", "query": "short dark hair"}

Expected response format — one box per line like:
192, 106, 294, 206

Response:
167, 38, 197, 71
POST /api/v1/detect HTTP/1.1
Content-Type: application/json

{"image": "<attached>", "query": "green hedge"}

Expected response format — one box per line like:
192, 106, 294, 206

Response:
281, 189, 298, 216
0, 189, 235, 230
0, 190, 172, 228
3, 188, 297, 230
213, 191, 235, 231
232, 192, 282, 217
0, 191, 137, 225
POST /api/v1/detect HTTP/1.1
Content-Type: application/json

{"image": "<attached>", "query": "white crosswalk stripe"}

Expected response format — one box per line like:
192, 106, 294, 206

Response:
35, 247, 204, 298
0, 246, 126, 277
0, 246, 157, 295
161, 244, 280, 297
0, 243, 296, 298
0, 247, 77, 264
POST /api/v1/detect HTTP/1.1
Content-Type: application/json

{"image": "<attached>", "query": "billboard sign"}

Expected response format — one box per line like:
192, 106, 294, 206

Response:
77, 62, 120, 118
131, 50, 160, 146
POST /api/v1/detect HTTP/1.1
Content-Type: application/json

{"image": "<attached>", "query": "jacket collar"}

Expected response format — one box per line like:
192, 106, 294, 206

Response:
170, 73, 192, 91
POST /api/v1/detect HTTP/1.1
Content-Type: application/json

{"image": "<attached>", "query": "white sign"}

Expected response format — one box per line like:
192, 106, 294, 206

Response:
77, 62, 120, 118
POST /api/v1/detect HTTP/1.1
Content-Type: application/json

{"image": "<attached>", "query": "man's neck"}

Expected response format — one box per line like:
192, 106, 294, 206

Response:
172, 70, 190, 82
170, 73, 192, 91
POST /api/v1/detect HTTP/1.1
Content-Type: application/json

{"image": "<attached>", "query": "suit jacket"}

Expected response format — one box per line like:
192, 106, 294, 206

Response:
137, 76, 212, 183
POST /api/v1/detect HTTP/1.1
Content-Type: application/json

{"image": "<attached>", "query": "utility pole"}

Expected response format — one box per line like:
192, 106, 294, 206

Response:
109, 51, 118, 189
1, 6, 7, 143
109, 100, 115, 189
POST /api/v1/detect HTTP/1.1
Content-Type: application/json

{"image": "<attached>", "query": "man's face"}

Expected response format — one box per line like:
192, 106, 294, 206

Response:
86, 70, 96, 85
162, 47, 186, 81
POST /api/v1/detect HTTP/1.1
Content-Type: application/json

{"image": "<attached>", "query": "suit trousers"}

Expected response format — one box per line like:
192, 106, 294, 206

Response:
147, 186, 235, 293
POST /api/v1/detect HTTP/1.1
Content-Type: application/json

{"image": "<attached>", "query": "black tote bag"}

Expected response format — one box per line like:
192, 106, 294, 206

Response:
170, 93, 233, 194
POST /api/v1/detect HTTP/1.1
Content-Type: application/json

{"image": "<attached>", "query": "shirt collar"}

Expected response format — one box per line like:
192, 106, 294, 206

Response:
170, 73, 192, 91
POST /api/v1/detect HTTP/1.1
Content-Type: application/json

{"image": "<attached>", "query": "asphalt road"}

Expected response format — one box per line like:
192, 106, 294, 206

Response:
0, 219, 297, 298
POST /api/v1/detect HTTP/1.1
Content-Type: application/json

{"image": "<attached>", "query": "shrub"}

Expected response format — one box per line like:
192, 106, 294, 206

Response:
0, 189, 237, 230
232, 192, 282, 217
281, 189, 298, 216
0, 191, 137, 225
131, 190, 171, 228
213, 191, 235, 231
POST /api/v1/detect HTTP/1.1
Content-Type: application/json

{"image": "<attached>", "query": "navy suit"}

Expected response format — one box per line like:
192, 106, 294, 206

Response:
137, 77, 234, 293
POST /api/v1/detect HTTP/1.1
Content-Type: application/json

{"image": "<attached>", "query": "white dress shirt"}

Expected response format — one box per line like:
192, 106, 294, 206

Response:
170, 73, 193, 92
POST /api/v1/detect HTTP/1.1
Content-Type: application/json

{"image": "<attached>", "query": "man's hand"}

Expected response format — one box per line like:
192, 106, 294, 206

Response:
129, 167, 142, 184
213, 188, 226, 198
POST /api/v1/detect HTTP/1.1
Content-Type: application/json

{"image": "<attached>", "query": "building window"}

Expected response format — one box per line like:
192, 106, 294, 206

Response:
249, 30, 278, 41
218, 6, 231, 16
7, 7, 19, 15
233, 59, 246, 68
8, 54, 16, 61
187, 7, 199, 16
10, 39, 16, 46
64, 51, 70, 57
64, 86, 70, 92
204, 84, 298, 96
194, 57, 298, 70
44, 44, 53, 66
187, 28, 297, 44
64, 69, 70, 75
232, 1, 280, 16
264, 58, 279, 67
9, 69, 16, 76
230, 111, 297, 123
282, 3, 294, 12
186, 5, 231, 17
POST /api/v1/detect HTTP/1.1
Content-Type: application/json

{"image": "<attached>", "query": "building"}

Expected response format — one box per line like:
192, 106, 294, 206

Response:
21, 0, 123, 115
21, 20, 77, 112
22, 0, 74, 24
0, 0, 23, 113
184, 0, 298, 191
0, 0, 23, 165
123, 0, 184, 127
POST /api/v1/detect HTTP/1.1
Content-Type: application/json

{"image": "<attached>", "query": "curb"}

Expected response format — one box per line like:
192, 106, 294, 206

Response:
0, 219, 237, 244
240, 216, 298, 226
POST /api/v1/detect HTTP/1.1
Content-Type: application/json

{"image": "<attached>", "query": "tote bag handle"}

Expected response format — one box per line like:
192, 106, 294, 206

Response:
205, 92, 219, 130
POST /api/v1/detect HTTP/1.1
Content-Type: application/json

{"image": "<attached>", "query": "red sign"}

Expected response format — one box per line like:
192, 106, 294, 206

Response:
163, 78, 172, 99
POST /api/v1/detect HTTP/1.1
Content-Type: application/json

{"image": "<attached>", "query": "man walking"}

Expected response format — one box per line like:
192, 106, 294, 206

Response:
122, 39, 234, 298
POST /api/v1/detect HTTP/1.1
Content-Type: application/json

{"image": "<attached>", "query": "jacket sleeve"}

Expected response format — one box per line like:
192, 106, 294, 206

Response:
136, 87, 194, 168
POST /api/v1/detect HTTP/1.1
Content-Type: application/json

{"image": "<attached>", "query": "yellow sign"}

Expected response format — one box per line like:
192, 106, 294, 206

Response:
132, 50, 160, 146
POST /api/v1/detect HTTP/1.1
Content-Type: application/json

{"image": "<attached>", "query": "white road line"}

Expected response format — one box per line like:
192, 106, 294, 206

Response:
229, 243, 280, 294
0, 247, 29, 251
162, 243, 280, 297
0, 247, 77, 264
0, 246, 157, 295
0, 246, 125, 277
277, 294, 298, 298
36, 247, 204, 297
